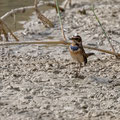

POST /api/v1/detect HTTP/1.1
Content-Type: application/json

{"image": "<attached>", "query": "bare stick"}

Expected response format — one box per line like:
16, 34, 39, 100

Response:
92, 6, 116, 55
0, 40, 120, 57
0, 41, 67, 46
84, 45, 120, 57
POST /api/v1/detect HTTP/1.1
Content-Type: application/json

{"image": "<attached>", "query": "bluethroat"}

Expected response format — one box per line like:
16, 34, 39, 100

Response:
69, 34, 94, 73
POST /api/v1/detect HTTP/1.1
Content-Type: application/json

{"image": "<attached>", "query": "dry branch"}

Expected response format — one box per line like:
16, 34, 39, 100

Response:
0, 40, 120, 57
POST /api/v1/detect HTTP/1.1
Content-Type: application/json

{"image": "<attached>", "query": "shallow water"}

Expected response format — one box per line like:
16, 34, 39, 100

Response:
0, 0, 34, 17
0, 0, 63, 31
0, 0, 56, 17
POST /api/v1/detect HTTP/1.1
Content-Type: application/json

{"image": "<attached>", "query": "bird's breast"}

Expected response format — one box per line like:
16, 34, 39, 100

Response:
69, 45, 79, 51
69, 45, 85, 63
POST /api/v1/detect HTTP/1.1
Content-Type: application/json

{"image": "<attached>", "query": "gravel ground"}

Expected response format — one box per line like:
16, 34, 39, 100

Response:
0, 0, 120, 120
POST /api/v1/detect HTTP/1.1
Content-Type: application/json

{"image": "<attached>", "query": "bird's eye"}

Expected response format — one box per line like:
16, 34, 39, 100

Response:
76, 37, 81, 41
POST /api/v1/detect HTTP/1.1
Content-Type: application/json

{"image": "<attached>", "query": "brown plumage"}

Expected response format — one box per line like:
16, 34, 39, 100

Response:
69, 34, 94, 73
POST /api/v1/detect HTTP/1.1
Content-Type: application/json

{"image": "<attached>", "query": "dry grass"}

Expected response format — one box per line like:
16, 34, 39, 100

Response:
34, 0, 54, 28
0, 19, 19, 41
55, 0, 67, 41
92, 6, 117, 56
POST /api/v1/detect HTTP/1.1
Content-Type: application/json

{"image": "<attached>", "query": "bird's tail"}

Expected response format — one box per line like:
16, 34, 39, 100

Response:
86, 53, 95, 58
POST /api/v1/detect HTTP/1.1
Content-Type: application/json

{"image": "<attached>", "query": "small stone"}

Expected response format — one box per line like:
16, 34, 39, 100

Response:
13, 74, 21, 77
81, 103, 88, 109
53, 70, 60, 74
24, 96, 33, 99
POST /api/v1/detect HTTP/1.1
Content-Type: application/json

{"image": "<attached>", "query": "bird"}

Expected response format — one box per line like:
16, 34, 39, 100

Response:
69, 34, 94, 74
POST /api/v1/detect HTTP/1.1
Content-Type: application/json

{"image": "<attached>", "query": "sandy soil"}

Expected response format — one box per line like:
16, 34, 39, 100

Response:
0, 0, 120, 120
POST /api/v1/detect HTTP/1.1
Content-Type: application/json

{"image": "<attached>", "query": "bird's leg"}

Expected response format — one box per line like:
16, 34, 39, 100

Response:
78, 63, 81, 74
75, 63, 81, 77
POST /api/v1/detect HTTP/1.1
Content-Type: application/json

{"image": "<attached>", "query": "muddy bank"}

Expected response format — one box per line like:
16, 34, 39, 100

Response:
0, 0, 120, 120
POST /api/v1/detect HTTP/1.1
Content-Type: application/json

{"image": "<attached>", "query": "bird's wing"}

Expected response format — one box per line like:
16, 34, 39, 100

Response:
79, 45, 87, 65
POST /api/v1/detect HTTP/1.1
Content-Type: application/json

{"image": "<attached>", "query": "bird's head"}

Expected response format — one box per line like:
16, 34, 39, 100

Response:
69, 34, 82, 45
